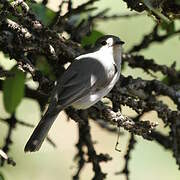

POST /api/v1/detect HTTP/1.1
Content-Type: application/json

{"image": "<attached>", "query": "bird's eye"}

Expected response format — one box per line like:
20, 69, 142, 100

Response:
101, 40, 107, 46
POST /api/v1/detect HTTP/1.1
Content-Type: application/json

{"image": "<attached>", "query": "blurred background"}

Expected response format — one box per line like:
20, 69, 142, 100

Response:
0, 0, 180, 180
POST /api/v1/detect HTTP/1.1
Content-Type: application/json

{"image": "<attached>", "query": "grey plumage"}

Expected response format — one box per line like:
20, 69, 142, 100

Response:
24, 35, 124, 152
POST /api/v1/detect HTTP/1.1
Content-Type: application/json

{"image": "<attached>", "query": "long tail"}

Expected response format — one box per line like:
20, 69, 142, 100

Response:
24, 110, 59, 152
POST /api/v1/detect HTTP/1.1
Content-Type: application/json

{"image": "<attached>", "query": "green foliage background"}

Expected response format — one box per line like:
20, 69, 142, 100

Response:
0, 0, 180, 180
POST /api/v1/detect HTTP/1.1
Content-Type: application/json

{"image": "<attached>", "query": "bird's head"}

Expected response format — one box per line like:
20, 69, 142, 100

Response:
95, 35, 124, 50
94, 35, 124, 64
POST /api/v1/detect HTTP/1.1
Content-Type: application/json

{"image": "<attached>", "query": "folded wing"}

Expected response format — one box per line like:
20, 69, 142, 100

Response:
48, 57, 116, 112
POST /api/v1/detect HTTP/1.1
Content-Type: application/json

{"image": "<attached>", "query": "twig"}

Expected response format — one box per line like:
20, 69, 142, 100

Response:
73, 124, 86, 180
62, 0, 99, 18
78, 110, 107, 180
0, 67, 14, 77
123, 53, 180, 81
70, 110, 110, 180
0, 115, 16, 166
101, 107, 157, 140
150, 131, 172, 149
97, 12, 142, 20
88, 102, 157, 140
0, 149, 16, 166
115, 134, 136, 180
129, 25, 180, 53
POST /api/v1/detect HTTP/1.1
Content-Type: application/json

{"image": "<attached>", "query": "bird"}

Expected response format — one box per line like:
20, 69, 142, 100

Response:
24, 35, 124, 152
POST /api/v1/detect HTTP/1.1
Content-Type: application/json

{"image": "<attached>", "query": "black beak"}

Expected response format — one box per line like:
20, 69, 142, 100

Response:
115, 39, 125, 45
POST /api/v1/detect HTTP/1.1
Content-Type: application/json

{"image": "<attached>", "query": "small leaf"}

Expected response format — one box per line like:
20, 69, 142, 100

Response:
161, 21, 175, 35
161, 76, 169, 84
36, 55, 55, 80
30, 3, 56, 26
142, 0, 171, 23
3, 66, 25, 114
175, 0, 180, 5
81, 30, 104, 47
0, 173, 5, 180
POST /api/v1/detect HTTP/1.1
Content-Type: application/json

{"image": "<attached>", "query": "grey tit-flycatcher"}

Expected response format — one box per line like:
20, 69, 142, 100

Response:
24, 35, 124, 152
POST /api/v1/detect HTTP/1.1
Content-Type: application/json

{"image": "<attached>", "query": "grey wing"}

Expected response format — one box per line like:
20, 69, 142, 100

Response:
49, 57, 116, 110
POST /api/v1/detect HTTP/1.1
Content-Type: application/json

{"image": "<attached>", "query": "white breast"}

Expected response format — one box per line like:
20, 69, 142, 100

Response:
72, 72, 120, 109
72, 45, 122, 109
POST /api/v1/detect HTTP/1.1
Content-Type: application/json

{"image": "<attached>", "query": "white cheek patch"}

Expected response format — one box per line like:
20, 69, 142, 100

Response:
106, 38, 114, 46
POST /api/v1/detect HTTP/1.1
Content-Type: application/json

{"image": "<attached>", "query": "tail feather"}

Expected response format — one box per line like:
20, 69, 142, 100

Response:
24, 111, 58, 152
